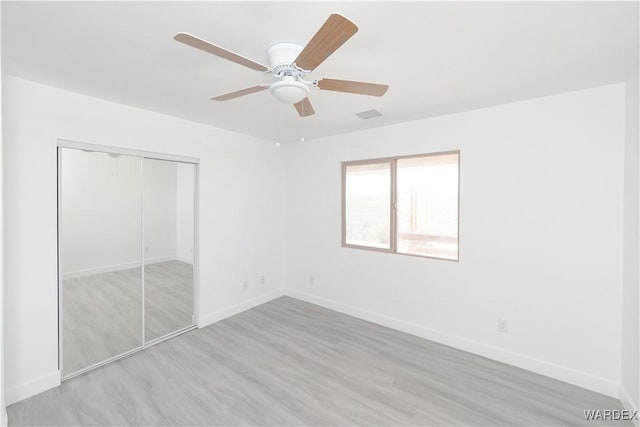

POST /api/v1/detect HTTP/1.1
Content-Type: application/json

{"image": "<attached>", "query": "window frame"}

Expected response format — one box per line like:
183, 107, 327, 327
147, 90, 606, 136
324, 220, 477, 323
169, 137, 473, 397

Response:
341, 150, 460, 262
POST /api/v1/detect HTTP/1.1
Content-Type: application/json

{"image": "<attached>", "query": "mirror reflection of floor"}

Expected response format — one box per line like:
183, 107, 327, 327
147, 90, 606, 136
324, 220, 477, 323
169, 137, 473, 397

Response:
63, 260, 193, 376
145, 261, 194, 341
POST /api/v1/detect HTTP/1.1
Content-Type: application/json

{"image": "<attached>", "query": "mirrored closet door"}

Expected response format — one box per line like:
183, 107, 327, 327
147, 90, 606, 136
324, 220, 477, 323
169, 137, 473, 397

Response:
143, 159, 195, 342
59, 145, 197, 379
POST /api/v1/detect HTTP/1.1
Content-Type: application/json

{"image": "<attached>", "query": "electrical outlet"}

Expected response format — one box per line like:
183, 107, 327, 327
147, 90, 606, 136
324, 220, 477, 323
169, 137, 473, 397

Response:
309, 275, 315, 286
498, 319, 509, 333
260, 276, 265, 284
243, 281, 248, 291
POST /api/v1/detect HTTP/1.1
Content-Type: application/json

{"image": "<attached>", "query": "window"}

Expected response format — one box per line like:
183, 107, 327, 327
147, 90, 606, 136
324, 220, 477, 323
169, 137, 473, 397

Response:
342, 151, 459, 261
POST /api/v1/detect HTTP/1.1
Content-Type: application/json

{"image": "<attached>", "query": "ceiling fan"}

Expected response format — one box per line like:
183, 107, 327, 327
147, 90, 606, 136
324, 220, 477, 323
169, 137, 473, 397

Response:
174, 13, 389, 117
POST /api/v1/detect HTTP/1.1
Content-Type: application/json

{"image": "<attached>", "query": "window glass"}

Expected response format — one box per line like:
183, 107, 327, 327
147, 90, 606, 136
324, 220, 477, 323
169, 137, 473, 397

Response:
396, 153, 459, 260
344, 162, 391, 249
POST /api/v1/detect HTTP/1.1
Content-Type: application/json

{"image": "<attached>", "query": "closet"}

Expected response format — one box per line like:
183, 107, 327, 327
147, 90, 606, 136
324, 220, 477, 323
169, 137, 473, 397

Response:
58, 142, 198, 378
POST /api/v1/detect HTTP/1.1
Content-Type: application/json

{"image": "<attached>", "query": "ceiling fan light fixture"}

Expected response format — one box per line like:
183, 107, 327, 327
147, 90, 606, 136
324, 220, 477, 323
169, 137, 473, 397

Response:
269, 77, 309, 104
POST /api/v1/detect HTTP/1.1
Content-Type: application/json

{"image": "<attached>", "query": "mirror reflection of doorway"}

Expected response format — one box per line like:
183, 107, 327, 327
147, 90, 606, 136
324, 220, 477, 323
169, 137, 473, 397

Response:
59, 145, 197, 378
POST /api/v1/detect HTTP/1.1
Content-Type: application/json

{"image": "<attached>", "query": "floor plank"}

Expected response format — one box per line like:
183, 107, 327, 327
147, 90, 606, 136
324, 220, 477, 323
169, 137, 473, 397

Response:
9, 296, 628, 426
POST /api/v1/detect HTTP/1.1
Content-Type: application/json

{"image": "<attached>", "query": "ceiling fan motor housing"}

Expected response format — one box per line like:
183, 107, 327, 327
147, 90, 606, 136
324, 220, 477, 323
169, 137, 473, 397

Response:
267, 42, 304, 69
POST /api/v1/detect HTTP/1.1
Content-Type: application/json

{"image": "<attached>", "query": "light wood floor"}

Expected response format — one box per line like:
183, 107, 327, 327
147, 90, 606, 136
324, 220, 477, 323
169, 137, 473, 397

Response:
63, 260, 193, 376
10, 296, 627, 426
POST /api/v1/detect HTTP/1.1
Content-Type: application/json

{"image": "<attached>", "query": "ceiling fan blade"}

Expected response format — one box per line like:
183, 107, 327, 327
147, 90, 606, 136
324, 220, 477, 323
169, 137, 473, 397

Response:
317, 79, 389, 96
211, 85, 268, 101
174, 33, 268, 72
294, 98, 315, 117
294, 14, 358, 71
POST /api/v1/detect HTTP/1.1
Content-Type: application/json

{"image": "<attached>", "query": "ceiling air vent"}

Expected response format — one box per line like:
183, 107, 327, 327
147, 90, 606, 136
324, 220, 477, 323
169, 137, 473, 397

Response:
355, 109, 383, 120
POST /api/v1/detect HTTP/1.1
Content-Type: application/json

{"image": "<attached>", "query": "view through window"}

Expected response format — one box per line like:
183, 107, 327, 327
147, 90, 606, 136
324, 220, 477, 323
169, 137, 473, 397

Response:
342, 151, 459, 261
344, 162, 392, 249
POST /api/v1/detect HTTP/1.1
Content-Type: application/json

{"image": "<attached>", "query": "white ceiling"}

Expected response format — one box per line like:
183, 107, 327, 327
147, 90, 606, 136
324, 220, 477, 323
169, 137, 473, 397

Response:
3, 1, 638, 143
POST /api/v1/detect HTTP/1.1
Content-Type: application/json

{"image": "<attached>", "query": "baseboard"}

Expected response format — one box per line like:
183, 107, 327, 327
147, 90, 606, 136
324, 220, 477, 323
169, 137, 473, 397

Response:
63, 256, 176, 279
198, 289, 285, 328
5, 370, 60, 406
619, 385, 640, 427
285, 289, 620, 398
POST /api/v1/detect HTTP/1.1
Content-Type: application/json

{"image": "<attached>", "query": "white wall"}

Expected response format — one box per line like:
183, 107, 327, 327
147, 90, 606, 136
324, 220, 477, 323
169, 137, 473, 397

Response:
2, 75, 286, 405
621, 68, 640, 418
285, 84, 626, 397
176, 162, 195, 264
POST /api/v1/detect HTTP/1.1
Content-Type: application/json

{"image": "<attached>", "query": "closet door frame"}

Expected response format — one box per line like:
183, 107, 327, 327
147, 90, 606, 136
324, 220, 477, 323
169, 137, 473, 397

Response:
57, 139, 200, 381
